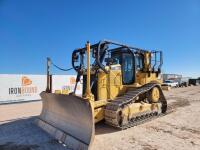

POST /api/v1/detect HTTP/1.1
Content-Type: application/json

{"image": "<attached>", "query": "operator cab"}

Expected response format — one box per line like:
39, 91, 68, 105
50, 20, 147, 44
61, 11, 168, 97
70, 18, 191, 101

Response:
72, 40, 163, 99
110, 47, 144, 85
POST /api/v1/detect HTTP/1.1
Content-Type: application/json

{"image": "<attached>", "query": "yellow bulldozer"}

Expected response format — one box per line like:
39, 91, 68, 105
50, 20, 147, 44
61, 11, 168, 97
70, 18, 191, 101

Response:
36, 40, 167, 150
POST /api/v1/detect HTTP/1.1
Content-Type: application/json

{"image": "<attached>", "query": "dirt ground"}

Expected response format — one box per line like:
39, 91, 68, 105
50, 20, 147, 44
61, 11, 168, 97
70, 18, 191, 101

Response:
0, 86, 200, 150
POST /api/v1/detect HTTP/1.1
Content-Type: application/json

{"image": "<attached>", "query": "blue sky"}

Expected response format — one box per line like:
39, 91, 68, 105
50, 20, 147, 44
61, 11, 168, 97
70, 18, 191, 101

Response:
0, 0, 200, 77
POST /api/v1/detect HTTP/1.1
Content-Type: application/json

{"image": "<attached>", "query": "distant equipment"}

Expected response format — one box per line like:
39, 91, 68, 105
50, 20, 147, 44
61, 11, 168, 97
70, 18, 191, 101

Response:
189, 78, 200, 86
162, 74, 182, 81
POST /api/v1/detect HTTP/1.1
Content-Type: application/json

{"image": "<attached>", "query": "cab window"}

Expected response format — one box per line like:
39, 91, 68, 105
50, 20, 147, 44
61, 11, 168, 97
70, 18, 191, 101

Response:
122, 53, 134, 84
135, 54, 144, 70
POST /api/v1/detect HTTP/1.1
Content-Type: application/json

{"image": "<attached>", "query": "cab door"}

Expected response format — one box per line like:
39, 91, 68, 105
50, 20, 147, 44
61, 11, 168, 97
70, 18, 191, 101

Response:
122, 53, 135, 84
111, 51, 135, 85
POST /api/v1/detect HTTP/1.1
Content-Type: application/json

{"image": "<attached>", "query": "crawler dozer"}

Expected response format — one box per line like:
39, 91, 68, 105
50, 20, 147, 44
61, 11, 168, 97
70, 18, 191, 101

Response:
36, 40, 167, 150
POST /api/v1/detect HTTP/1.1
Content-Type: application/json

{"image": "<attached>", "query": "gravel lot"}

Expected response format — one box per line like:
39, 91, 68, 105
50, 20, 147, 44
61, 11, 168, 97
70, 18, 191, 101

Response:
0, 86, 200, 150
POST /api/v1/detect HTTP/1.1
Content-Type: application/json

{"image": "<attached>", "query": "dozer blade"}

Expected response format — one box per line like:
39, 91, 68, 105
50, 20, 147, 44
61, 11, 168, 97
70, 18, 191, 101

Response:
36, 91, 94, 150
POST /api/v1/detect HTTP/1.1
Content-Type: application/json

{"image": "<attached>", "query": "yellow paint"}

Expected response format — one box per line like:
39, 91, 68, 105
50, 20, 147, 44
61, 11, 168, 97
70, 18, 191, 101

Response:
98, 71, 108, 100
86, 42, 91, 97
55, 90, 61, 94
122, 102, 161, 120
108, 69, 124, 100
94, 107, 104, 123
144, 51, 151, 71
97, 64, 124, 101
83, 42, 94, 105
135, 72, 161, 85
81, 46, 164, 124
62, 89, 69, 95
94, 100, 107, 108
150, 87, 160, 102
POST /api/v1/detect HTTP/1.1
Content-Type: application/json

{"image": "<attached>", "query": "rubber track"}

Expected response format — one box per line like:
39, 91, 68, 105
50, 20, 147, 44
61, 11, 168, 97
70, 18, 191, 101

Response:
104, 83, 167, 129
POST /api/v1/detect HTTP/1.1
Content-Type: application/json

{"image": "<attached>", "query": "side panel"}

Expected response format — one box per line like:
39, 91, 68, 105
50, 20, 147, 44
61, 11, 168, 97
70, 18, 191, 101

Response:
97, 67, 124, 101
135, 72, 162, 85
108, 70, 124, 100
97, 71, 108, 100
